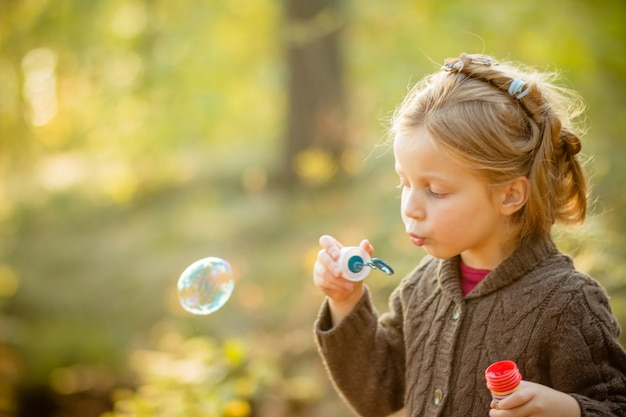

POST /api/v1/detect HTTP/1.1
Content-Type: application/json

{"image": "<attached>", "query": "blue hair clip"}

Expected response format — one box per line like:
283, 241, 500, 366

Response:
508, 78, 530, 99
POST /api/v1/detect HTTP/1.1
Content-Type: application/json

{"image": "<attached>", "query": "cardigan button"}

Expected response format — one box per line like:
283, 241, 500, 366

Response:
434, 388, 444, 406
452, 304, 461, 320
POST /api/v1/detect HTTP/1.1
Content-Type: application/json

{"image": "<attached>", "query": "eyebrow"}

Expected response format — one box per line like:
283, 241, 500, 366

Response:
395, 165, 454, 184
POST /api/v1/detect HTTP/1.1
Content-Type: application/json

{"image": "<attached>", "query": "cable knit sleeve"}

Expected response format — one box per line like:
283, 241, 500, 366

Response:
546, 277, 626, 417
314, 285, 407, 417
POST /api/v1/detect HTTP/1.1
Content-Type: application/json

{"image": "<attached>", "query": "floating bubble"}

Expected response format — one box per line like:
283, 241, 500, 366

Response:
177, 257, 234, 315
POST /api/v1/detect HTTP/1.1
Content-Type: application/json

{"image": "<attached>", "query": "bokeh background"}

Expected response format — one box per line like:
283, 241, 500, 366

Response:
1, 0, 625, 416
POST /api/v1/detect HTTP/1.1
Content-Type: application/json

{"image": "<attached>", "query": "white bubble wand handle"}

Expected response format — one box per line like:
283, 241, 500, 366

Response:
338, 246, 394, 282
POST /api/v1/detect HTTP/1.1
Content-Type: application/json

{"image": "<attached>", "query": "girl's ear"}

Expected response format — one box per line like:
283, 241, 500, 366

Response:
500, 176, 529, 216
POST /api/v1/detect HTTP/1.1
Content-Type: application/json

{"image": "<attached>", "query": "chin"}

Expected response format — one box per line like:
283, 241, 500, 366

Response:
423, 246, 458, 260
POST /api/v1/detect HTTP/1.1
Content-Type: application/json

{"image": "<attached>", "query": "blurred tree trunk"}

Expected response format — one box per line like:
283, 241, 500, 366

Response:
283, 0, 346, 187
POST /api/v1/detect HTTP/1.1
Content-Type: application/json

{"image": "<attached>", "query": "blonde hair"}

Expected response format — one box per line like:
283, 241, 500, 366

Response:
391, 53, 588, 245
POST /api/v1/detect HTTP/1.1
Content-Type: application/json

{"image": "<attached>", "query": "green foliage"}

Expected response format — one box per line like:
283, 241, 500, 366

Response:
104, 334, 272, 417
1, 0, 625, 416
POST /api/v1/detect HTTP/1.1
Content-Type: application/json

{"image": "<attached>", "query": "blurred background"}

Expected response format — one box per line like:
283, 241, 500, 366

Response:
1, 0, 625, 416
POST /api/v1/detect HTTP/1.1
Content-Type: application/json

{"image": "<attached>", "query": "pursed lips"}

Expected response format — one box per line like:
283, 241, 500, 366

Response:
407, 232, 426, 247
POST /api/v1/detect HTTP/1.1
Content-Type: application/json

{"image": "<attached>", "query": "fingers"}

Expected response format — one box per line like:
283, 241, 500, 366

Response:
314, 248, 353, 292
319, 235, 373, 258
489, 381, 569, 417
319, 234, 342, 259
314, 235, 355, 295
316, 248, 342, 277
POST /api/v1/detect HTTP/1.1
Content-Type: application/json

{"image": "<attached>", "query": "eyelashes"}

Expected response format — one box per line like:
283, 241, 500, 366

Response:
428, 190, 446, 199
396, 182, 447, 199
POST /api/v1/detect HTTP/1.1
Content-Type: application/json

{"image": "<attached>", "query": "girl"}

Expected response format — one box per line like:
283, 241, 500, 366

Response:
312, 53, 626, 417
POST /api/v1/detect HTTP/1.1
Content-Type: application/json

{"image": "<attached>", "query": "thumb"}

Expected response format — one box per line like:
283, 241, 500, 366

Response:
360, 239, 374, 256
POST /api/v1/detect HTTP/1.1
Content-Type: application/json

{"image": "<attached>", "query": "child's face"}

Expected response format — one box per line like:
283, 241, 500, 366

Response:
394, 128, 510, 269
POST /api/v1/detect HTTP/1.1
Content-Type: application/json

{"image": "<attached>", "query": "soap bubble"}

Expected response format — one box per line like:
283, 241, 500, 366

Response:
177, 257, 234, 315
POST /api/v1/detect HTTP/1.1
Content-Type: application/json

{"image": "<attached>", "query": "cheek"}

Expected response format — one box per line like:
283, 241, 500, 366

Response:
430, 202, 467, 233
436, 197, 499, 239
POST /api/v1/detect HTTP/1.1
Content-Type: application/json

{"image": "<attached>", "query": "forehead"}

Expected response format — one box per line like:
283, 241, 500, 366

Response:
393, 129, 479, 182
394, 129, 446, 168
393, 128, 433, 154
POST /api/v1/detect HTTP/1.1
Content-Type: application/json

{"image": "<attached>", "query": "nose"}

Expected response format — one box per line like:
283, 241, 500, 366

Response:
401, 189, 425, 220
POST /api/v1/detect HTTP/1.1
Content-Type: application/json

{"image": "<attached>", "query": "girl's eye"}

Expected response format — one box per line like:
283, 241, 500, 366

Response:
428, 188, 447, 198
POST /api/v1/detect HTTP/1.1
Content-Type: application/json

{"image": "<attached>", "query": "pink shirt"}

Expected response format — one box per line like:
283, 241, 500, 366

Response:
460, 262, 491, 296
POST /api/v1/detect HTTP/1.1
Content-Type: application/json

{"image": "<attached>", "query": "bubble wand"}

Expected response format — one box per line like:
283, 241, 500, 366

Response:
338, 246, 394, 282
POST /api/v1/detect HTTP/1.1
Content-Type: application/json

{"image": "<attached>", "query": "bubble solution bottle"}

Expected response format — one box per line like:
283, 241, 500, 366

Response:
485, 360, 522, 409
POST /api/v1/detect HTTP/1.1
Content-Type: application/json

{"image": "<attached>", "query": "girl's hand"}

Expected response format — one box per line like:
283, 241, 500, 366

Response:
489, 380, 581, 417
313, 235, 373, 325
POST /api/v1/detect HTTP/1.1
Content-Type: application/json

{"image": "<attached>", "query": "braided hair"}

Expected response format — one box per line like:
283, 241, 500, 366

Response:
391, 53, 588, 245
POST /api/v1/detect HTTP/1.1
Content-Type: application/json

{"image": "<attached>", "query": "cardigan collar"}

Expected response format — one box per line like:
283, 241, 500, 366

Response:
436, 236, 559, 301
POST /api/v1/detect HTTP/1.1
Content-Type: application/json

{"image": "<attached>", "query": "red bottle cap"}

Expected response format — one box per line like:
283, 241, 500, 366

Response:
485, 360, 522, 393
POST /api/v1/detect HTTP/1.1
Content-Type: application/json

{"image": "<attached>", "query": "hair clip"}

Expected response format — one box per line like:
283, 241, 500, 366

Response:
469, 55, 494, 67
508, 78, 530, 99
443, 57, 465, 72
442, 53, 494, 73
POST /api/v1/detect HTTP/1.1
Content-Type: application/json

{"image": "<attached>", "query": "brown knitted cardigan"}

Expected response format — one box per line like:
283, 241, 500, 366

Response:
315, 237, 626, 416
